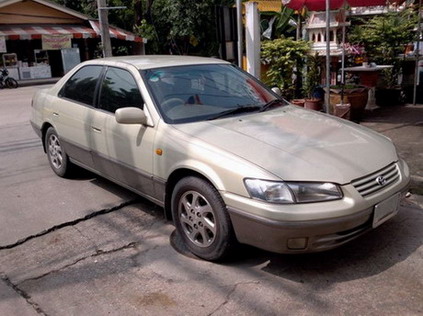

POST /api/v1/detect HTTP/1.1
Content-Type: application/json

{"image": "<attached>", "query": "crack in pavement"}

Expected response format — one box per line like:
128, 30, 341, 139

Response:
0, 273, 49, 316
0, 199, 140, 251
17, 242, 138, 285
208, 281, 260, 316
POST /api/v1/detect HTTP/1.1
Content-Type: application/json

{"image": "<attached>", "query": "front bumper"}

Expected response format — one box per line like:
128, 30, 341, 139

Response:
224, 160, 410, 254
227, 204, 375, 253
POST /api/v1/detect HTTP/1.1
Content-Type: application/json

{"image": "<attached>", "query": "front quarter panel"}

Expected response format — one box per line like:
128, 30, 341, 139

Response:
154, 121, 278, 197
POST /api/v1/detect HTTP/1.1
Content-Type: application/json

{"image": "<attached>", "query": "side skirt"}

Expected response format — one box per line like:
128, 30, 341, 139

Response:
69, 157, 166, 208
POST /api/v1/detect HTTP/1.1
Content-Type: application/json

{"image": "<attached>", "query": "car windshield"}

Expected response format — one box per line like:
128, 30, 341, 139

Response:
141, 64, 285, 124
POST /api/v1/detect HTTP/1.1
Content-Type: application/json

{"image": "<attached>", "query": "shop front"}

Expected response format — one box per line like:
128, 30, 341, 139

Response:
0, 0, 143, 81
0, 24, 97, 80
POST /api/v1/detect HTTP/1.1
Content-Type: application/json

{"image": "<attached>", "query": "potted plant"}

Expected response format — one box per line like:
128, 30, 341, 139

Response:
290, 98, 306, 107
261, 37, 310, 101
303, 53, 322, 111
329, 84, 368, 122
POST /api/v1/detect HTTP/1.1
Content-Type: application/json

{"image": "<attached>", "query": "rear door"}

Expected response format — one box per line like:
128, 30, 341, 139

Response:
54, 65, 103, 169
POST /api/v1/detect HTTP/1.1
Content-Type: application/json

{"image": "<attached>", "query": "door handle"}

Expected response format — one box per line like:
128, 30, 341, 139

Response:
91, 126, 102, 133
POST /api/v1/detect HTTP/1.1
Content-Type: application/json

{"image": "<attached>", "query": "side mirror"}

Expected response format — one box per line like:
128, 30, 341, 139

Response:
115, 107, 148, 125
271, 87, 282, 96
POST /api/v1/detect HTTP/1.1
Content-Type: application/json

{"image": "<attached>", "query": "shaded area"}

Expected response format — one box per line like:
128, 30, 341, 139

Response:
362, 104, 423, 193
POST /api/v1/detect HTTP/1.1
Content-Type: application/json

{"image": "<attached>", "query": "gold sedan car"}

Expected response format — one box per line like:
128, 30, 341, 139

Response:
30, 56, 410, 261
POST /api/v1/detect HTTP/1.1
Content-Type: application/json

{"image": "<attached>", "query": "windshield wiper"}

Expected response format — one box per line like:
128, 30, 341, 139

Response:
259, 99, 286, 112
207, 105, 261, 120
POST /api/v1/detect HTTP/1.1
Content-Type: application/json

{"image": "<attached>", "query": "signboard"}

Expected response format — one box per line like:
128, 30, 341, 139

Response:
61, 48, 80, 74
0, 36, 6, 53
42, 34, 72, 50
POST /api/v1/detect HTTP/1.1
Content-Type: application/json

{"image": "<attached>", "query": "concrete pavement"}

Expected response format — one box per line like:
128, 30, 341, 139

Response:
0, 198, 422, 315
0, 86, 139, 247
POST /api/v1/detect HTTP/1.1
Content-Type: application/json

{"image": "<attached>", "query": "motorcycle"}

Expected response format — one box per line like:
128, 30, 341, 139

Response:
0, 68, 19, 89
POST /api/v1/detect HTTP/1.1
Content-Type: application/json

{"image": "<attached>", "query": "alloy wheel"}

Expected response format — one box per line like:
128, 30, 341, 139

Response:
48, 134, 63, 170
178, 190, 216, 248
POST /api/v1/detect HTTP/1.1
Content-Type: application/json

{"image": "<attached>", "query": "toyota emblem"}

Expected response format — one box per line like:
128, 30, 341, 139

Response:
376, 176, 387, 186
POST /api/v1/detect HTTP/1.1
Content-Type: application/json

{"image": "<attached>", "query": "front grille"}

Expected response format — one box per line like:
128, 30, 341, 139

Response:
351, 163, 400, 197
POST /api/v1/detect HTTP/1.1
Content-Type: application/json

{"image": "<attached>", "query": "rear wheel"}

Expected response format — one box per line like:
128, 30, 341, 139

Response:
5, 77, 18, 89
45, 127, 72, 177
171, 176, 236, 261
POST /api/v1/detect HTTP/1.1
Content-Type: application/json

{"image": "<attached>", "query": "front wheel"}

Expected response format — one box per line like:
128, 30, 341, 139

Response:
5, 78, 18, 89
171, 176, 237, 261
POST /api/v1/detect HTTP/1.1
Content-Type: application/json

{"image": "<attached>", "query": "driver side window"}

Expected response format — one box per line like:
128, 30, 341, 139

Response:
99, 67, 143, 113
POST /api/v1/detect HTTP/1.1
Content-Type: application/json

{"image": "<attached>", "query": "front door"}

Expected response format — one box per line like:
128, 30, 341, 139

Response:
93, 66, 156, 197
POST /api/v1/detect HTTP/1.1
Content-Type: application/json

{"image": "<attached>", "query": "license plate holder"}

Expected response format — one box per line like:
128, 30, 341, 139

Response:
372, 193, 400, 228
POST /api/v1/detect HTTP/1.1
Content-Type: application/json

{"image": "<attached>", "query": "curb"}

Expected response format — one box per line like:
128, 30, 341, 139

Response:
410, 175, 423, 195
17, 78, 60, 87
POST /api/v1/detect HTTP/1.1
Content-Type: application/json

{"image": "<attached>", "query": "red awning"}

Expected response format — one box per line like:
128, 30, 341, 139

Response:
283, 0, 406, 11
0, 23, 142, 43
89, 21, 142, 43
0, 25, 97, 40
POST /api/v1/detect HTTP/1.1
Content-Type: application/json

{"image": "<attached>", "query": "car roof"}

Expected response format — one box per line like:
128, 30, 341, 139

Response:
85, 55, 230, 70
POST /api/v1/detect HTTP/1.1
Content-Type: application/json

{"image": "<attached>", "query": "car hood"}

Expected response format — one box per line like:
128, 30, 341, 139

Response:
173, 106, 398, 184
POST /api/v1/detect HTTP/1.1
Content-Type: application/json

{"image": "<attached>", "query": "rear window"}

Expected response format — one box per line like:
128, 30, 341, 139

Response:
59, 66, 103, 106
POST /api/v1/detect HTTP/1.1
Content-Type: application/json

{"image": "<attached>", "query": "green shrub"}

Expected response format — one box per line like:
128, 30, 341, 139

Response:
261, 37, 310, 99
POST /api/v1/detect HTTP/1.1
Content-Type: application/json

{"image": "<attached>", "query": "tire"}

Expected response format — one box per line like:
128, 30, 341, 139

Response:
171, 176, 237, 261
5, 78, 18, 89
45, 127, 71, 177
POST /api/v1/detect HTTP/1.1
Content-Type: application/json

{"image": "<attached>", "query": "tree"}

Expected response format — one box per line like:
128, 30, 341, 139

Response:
55, 0, 235, 56
134, 0, 233, 55
54, 0, 137, 31
349, 8, 417, 87
54, 0, 96, 17
150, 0, 222, 55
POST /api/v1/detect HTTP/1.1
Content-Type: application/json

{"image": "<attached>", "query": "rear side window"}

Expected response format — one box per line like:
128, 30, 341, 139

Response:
99, 67, 143, 113
59, 66, 103, 106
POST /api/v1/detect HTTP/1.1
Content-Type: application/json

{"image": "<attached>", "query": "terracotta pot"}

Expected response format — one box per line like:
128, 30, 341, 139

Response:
304, 98, 322, 111
334, 103, 351, 120
329, 88, 368, 122
290, 99, 305, 107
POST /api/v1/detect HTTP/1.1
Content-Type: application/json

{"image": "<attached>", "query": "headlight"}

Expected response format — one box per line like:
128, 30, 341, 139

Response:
244, 179, 342, 204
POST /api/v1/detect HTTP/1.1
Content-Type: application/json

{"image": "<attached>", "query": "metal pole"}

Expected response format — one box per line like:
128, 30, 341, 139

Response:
325, 0, 331, 113
236, 0, 243, 68
413, 0, 422, 105
97, 0, 112, 57
340, 10, 346, 104
341, 19, 346, 85
296, 13, 301, 40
